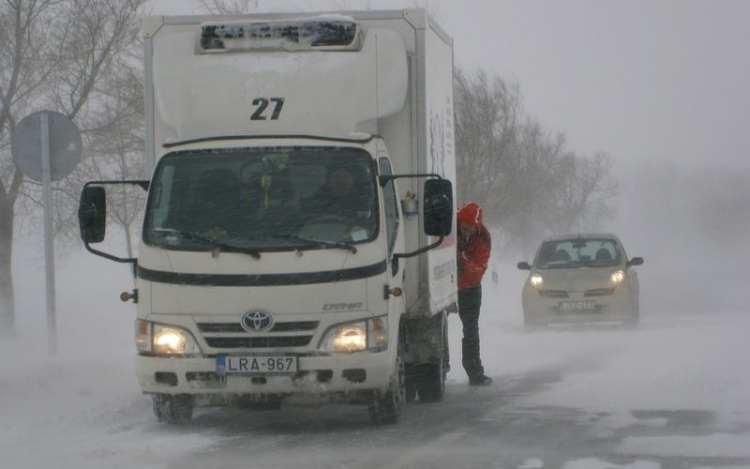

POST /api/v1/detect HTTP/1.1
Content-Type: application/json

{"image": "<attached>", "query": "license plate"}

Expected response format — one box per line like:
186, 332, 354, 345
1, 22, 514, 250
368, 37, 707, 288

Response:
558, 301, 596, 312
217, 355, 298, 375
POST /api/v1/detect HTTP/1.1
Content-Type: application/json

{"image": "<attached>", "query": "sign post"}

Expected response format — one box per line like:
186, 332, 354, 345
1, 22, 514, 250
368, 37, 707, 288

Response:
40, 114, 58, 354
11, 111, 82, 355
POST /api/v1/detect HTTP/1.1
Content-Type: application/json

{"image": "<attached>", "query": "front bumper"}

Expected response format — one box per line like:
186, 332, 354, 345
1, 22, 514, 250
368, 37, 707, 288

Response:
136, 351, 393, 397
522, 284, 638, 326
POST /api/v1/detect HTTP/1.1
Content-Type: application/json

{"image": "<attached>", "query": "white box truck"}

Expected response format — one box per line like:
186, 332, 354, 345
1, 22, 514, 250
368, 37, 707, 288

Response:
78, 9, 457, 425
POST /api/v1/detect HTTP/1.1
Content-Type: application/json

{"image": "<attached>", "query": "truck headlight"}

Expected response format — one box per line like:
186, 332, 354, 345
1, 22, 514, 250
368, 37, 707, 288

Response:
318, 316, 389, 353
610, 270, 625, 285
530, 273, 543, 288
136, 320, 202, 355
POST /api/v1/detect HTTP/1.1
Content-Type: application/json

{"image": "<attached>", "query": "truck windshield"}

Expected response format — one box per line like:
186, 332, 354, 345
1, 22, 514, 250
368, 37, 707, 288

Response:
143, 146, 378, 252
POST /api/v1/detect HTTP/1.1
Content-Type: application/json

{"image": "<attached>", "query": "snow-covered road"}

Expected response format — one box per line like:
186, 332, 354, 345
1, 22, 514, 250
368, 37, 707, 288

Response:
2, 256, 749, 469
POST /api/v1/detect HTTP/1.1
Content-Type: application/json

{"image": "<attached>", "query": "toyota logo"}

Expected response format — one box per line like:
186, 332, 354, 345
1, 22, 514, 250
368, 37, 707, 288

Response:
241, 310, 274, 332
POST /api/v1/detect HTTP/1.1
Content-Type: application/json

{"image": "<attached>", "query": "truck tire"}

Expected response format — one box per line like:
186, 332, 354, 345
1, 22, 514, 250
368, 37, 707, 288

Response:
415, 362, 444, 403
404, 364, 417, 403
152, 394, 194, 424
416, 312, 447, 403
368, 333, 405, 424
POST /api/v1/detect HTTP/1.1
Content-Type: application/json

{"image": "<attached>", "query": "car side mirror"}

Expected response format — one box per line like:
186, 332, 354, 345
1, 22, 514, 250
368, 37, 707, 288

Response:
423, 179, 453, 237
517, 261, 531, 270
78, 186, 106, 243
628, 257, 644, 267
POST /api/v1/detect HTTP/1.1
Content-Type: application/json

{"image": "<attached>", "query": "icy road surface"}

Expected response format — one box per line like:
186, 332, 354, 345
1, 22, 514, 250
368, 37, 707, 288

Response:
2, 257, 749, 469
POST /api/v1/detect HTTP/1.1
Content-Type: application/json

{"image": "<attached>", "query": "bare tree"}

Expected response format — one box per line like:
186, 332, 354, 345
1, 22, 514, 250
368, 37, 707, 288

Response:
64, 55, 147, 259
490, 120, 618, 253
454, 68, 522, 215
486, 118, 564, 253
454, 66, 619, 255
0, 0, 59, 338
530, 150, 619, 237
0, 0, 144, 338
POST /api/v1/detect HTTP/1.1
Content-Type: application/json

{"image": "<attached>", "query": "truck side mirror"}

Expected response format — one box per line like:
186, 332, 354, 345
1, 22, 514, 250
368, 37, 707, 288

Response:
78, 186, 106, 243
423, 179, 453, 237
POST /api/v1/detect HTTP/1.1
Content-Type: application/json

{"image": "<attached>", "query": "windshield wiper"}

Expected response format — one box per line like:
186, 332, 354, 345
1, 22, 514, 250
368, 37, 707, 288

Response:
151, 228, 261, 259
264, 235, 357, 254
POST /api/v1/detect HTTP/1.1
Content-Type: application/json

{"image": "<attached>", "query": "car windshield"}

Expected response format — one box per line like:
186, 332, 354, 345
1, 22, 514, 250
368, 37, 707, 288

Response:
535, 238, 621, 269
143, 146, 377, 252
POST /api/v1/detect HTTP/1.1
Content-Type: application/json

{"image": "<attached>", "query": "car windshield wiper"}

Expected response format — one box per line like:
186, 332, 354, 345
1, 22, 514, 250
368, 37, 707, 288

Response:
262, 235, 357, 254
151, 228, 261, 259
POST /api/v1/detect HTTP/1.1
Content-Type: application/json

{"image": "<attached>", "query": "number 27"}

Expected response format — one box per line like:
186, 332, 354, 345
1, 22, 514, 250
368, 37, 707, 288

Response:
251, 97, 284, 120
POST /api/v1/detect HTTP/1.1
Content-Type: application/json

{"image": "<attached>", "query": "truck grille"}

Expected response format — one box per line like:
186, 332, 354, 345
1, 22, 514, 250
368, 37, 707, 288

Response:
196, 321, 319, 350
197, 321, 319, 333
204, 336, 313, 349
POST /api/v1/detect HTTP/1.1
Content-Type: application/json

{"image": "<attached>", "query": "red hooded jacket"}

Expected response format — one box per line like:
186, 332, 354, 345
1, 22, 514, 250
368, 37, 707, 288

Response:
457, 203, 491, 291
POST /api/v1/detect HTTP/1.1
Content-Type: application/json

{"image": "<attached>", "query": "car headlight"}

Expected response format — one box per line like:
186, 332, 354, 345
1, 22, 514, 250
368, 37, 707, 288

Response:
530, 273, 543, 288
318, 316, 389, 353
136, 320, 202, 355
610, 270, 625, 285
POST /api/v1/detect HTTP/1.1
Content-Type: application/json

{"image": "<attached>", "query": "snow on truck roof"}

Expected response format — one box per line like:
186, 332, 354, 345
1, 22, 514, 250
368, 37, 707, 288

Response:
198, 15, 362, 53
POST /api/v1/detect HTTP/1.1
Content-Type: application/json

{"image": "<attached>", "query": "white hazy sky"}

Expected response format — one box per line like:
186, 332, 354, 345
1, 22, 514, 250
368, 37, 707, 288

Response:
149, 0, 750, 170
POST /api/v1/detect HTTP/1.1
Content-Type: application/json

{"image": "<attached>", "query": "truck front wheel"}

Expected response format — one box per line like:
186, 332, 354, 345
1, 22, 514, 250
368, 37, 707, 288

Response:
152, 394, 194, 424
368, 333, 406, 424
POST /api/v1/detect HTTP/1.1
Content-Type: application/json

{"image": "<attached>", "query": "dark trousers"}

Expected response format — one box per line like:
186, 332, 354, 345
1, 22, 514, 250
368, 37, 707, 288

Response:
458, 286, 484, 379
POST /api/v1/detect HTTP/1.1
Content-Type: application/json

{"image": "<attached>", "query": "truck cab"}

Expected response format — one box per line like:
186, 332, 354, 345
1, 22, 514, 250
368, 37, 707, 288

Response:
78, 10, 457, 425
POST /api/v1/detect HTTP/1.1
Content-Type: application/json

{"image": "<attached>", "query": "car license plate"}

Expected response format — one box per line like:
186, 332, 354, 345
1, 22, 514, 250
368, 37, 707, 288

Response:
217, 355, 298, 375
558, 301, 596, 312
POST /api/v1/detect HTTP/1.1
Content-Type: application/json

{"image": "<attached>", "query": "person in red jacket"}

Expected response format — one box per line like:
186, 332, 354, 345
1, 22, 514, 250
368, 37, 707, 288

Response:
456, 202, 493, 386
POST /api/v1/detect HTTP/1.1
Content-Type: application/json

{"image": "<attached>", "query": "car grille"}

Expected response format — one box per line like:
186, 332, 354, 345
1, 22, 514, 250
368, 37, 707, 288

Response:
584, 288, 615, 297
539, 289, 569, 298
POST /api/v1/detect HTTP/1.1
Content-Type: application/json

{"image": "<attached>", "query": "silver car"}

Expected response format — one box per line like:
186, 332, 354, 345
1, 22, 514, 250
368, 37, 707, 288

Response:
518, 233, 643, 328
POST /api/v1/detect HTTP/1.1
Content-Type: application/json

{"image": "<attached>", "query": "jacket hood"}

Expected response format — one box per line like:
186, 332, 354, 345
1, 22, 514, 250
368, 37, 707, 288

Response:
457, 202, 484, 228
